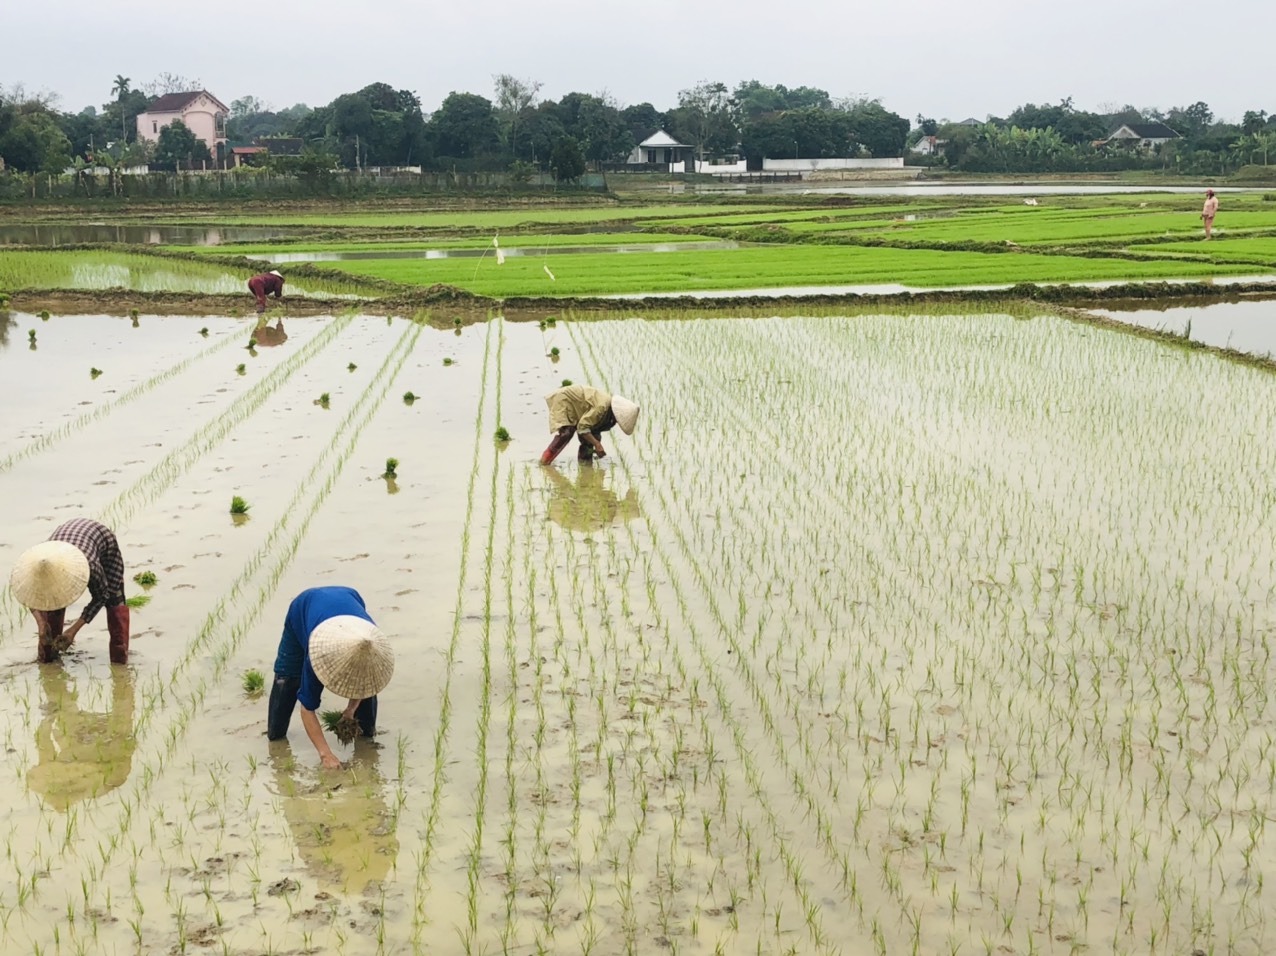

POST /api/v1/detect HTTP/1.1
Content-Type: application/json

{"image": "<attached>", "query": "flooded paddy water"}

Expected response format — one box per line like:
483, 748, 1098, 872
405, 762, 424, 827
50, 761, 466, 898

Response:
0, 306, 1273, 955
1092, 297, 1276, 358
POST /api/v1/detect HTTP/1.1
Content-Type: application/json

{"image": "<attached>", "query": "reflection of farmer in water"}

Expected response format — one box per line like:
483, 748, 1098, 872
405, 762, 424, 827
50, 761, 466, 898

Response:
250, 317, 288, 348
26, 666, 136, 811
268, 740, 398, 894
267, 586, 394, 769
540, 384, 640, 464
10, 518, 132, 664
545, 465, 641, 533
247, 270, 285, 314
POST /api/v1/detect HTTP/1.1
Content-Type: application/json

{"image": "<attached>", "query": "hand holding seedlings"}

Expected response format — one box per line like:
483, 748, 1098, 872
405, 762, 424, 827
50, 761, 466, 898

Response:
266, 587, 394, 768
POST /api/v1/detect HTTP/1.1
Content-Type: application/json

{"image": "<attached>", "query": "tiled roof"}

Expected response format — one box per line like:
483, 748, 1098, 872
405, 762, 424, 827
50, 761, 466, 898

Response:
146, 90, 228, 113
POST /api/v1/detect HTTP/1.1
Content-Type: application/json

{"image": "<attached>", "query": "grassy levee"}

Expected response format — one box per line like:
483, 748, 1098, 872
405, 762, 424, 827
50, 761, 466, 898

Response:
320, 244, 1254, 296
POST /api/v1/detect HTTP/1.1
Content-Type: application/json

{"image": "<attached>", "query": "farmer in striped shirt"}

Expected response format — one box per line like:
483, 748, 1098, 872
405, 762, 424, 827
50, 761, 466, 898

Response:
10, 518, 131, 664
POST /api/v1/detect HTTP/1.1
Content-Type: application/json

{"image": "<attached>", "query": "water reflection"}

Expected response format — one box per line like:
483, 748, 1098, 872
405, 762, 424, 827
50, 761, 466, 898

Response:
0, 224, 297, 247
545, 464, 641, 533
268, 740, 399, 894
0, 311, 13, 349
1091, 298, 1276, 356
250, 317, 289, 348
263, 241, 740, 264
26, 666, 136, 811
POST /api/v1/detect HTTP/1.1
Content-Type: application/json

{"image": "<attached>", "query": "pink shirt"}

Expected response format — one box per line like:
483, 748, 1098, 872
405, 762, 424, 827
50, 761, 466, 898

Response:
1202, 196, 1218, 218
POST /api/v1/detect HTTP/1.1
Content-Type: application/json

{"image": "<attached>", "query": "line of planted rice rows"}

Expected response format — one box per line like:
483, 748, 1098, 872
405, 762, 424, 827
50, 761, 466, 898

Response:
542, 325, 851, 952
0, 313, 358, 645
0, 318, 253, 476
407, 317, 495, 948
576, 315, 1276, 954
12, 322, 423, 953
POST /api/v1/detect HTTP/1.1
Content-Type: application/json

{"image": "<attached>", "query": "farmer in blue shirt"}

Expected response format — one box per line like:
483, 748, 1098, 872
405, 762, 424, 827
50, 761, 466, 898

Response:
267, 586, 394, 768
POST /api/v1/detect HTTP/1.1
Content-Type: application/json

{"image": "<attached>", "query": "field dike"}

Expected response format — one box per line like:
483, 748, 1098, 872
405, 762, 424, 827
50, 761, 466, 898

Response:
7, 321, 424, 953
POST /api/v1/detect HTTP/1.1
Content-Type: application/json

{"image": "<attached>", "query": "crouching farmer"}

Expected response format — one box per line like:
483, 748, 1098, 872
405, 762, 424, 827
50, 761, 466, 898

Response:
247, 270, 285, 314
267, 586, 394, 769
11, 518, 131, 664
540, 384, 640, 464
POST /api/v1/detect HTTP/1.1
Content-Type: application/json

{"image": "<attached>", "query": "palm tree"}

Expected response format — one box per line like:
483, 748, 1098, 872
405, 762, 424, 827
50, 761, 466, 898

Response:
1254, 130, 1276, 166
110, 75, 132, 141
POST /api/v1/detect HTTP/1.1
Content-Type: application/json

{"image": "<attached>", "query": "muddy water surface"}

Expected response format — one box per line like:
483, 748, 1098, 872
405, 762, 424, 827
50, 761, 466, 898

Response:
0, 310, 1272, 955
1091, 296, 1276, 356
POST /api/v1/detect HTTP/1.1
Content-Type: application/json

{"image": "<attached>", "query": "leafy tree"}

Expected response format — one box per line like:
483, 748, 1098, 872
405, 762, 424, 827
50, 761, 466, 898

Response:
1166, 101, 1213, 137
295, 83, 427, 167
142, 73, 203, 97
669, 80, 736, 160
0, 89, 73, 173
153, 120, 212, 170
731, 81, 831, 126
520, 103, 567, 166
550, 136, 586, 181
1241, 110, 1268, 135
836, 99, 909, 156
551, 93, 631, 165
493, 74, 541, 161
428, 92, 500, 161
621, 102, 664, 143
915, 115, 938, 136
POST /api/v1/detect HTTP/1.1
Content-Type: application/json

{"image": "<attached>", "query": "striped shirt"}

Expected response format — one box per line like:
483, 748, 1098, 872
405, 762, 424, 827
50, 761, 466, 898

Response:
49, 519, 126, 623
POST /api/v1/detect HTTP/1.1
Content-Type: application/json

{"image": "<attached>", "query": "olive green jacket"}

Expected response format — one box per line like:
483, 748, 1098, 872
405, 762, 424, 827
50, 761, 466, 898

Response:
545, 385, 612, 434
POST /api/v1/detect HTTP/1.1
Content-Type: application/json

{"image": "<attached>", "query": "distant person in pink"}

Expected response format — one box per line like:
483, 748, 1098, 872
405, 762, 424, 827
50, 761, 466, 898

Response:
1201, 189, 1218, 240
248, 270, 285, 313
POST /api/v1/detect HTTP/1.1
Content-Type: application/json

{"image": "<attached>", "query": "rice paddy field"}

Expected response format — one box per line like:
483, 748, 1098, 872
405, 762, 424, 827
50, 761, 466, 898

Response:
4, 190, 1276, 302
0, 296, 1274, 956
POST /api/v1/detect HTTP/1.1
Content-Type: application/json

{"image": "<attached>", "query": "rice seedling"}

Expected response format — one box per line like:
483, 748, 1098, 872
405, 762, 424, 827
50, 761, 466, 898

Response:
494, 426, 511, 442
561, 378, 572, 387
123, 595, 150, 610
382, 458, 399, 479
235, 363, 246, 375
132, 571, 158, 587
39, 310, 50, 319
90, 367, 103, 379
247, 338, 258, 350
315, 392, 330, 408
320, 710, 360, 744
403, 391, 418, 404
229, 496, 251, 515
549, 347, 560, 358
28, 329, 36, 343
241, 670, 265, 695
442, 357, 455, 366
199, 327, 209, 336
348, 362, 357, 371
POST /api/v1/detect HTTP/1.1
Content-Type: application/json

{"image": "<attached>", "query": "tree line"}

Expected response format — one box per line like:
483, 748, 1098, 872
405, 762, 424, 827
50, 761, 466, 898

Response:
2, 75, 1274, 181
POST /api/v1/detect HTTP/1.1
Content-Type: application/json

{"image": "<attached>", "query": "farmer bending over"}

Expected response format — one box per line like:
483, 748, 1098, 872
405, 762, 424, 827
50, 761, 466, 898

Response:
248, 269, 285, 313
11, 518, 131, 664
540, 384, 640, 464
267, 586, 394, 769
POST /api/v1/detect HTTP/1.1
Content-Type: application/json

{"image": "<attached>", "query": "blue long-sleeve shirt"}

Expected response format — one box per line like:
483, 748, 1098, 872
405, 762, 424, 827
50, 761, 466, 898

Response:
273, 586, 375, 711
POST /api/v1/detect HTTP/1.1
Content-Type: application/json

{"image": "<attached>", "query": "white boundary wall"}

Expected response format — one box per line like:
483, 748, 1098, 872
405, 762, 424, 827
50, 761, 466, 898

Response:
763, 158, 904, 171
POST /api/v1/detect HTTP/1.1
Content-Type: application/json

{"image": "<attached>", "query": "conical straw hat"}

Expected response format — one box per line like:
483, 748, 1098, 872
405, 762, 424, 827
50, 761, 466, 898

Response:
308, 615, 394, 699
10, 541, 90, 611
611, 395, 640, 435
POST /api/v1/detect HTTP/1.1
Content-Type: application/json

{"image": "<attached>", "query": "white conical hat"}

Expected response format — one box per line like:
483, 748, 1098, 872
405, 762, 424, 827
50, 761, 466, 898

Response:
611, 395, 640, 435
10, 541, 90, 611
308, 615, 394, 699
269, 270, 283, 278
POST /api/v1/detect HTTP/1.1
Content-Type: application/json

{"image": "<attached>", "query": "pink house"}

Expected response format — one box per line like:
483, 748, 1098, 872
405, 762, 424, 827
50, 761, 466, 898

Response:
136, 91, 229, 159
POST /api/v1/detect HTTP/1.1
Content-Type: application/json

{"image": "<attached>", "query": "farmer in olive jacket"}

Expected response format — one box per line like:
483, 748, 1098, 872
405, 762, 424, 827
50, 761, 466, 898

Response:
540, 384, 640, 464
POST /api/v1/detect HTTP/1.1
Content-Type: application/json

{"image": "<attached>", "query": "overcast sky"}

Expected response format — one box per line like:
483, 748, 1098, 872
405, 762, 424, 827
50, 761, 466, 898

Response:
7, 0, 1270, 124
